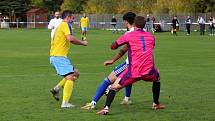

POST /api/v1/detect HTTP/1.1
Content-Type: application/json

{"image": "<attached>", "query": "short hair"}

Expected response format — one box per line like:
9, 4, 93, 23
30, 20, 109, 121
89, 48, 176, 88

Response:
62, 10, 73, 19
134, 16, 145, 29
123, 12, 136, 25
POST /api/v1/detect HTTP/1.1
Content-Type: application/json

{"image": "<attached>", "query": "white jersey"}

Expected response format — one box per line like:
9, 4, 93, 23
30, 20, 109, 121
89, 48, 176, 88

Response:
125, 27, 135, 64
48, 18, 63, 39
197, 17, 205, 24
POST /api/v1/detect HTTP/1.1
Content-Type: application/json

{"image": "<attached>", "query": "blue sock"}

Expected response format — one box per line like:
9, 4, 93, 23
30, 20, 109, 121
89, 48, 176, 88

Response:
125, 84, 132, 97
93, 78, 111, 102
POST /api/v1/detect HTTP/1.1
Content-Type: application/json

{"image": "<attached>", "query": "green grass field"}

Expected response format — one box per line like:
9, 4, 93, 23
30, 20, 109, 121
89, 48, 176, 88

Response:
0, 28, 214, 121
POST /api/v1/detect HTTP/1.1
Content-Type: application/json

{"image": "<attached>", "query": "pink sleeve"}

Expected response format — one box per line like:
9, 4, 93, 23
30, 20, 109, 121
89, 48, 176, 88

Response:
115, 34, 128, 45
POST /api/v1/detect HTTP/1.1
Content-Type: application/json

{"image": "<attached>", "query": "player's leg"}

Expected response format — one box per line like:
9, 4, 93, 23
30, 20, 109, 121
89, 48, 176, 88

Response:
112, 62, 133, 105
81, 71, 116, 109
61, 70, 79, 108
50, 78, 66, 101
96, 78, 123, 115
50, 56, 66, 101
120, 84, 132, 105
173, 26, 177, 35
82, 62, 129, 109
97, 68, 137, 115
142, 68, 165, 110
83, 27, 87, 39
203, 24, 205, 35
81, 27, 85, 40
49, 56, 78, 108
212, 25, 215, 36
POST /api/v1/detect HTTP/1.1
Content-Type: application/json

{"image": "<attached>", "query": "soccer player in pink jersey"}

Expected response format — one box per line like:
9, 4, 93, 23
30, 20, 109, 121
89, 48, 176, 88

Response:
97, 16, 165, 115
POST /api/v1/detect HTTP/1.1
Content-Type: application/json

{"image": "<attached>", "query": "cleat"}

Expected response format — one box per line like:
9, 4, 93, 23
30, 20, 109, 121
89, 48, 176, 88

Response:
96, 108, 109, 115
152, 103, 165, 110
120, 99, 132, 105
82, 36, 87, 41
81, 103, 96, 110
50, 88, 59, 101
61, 103, 75, 108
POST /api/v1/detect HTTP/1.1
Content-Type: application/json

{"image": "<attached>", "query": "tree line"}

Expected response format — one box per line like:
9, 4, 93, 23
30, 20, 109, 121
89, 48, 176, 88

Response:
0, 0, 214, 20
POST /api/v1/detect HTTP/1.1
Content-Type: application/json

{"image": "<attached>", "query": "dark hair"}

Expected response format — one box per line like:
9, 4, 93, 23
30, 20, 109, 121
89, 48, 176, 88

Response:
62, 10, 73, 19
134, 16, 145, 29
123, 12, 136, 25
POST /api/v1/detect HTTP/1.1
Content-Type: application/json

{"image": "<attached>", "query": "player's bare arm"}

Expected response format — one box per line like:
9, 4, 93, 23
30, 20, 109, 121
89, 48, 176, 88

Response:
104, 44, 128, 66
66, 35, 88, 46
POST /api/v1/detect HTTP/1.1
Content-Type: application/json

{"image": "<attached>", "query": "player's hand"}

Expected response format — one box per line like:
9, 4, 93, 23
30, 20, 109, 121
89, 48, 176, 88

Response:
104, 60, 114, 66
82, 40, 88, 46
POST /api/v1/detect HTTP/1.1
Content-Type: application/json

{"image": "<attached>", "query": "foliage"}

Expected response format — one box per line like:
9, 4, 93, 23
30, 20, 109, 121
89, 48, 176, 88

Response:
0, 0, 214, 18
31, 0, 63, 11
0, 29, 215, 121
60, 0, 87, 13
0, 0, 30, 15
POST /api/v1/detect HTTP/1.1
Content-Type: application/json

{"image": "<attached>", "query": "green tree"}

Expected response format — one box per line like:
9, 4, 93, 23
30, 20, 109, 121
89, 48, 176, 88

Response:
84, 0, 108, 14
194, 0, 215, 13
61, 0, 87, 13
31, 0, 63, 11
0, 0, 30, 21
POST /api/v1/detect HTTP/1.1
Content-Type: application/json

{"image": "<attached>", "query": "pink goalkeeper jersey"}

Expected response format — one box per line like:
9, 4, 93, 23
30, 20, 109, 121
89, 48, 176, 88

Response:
115, 28, 155, 77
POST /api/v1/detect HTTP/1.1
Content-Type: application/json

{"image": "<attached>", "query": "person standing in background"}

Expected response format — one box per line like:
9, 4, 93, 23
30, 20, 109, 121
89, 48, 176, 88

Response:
80, 13, 90, 40
48, 11, 62, 40
111, 16, 117, 33
171, 16, 179, 36
197, 16, 206, 35
145, 14, 153, 32
208, 16, 214, 36
185, 16, 192, 35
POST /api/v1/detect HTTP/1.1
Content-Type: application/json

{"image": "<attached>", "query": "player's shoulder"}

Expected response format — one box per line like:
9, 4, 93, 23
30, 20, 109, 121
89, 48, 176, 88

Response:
49, 18, 55, 23
59, 18, 63, 22
58, 22, 68, 28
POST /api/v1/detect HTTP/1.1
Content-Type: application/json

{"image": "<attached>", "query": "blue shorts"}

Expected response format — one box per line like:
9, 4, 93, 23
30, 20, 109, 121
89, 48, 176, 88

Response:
81, 27, 88, 32
50, 56, 74, 76
113, 62, 128, 77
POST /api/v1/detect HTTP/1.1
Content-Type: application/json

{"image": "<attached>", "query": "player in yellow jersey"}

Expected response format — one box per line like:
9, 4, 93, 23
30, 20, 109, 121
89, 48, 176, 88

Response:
49, 10, 88, 108
80, 13, 90, 40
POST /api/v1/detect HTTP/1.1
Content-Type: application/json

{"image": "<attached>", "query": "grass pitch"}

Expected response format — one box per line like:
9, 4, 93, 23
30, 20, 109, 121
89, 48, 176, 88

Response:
0, 29, 214, 121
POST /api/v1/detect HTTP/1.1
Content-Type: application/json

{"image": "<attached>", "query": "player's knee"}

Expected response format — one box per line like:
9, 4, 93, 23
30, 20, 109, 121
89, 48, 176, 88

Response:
64, 72, 79, 81
64, 74, 73, 80
74, 70, 80, 78
111, 84, 122, 91
107, 72, 117, 83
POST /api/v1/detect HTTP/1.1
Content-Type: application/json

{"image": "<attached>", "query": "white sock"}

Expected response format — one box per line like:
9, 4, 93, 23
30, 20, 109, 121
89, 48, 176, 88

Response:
104, 106, 109, 110
54, 86, 60, 91
62, 101, 67, 105
124, 96, 130, 101
91, 101, 96, 105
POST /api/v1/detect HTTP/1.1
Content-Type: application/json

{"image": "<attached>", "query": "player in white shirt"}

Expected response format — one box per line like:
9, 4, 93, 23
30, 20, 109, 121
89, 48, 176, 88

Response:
48, 11, 63, 39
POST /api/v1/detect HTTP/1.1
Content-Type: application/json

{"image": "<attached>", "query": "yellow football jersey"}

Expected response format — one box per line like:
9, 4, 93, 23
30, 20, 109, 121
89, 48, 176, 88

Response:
80, 17, 89, 27
50, 21, 72, 57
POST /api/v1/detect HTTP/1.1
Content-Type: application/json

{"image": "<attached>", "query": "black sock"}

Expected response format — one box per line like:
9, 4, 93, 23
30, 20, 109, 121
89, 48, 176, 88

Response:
152, 82, 160, 104
105, 89, 116, 107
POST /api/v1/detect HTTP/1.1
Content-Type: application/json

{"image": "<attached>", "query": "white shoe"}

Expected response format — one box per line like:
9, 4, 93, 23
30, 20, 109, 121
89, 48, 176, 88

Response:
120, 99, 132, 105
61, 102, 75, 108
81, 102, 96, 110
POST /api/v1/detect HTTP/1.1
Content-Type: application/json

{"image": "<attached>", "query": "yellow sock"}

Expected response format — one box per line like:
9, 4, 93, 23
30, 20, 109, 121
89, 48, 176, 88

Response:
56, 78, 66, 88
63, 80, 74, 102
